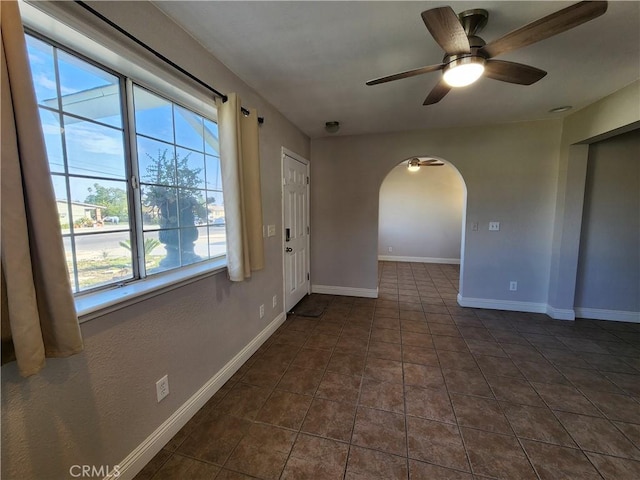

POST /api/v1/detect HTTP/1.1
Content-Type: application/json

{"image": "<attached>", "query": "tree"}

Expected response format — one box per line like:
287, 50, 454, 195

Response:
85, 183, 128, 220
142, 149, 206, 268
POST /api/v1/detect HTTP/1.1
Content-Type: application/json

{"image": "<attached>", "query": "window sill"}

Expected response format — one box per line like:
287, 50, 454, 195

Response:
75, 258, 227, 323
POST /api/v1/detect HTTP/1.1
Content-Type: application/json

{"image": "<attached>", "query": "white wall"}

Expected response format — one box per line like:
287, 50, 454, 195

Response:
575, 129, 640, 315
2, 2, 309, 480
378, 161, 464, 263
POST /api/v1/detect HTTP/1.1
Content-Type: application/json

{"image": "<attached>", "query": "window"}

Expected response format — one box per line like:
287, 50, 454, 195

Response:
26, 33, 224, 295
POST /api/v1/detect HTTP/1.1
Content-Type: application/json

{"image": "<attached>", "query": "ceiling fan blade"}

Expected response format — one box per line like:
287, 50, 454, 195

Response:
419, 159, 441, 164
421, 7, 471, 55
366, 64, 443, 86
484, 60, 547, 85
423, 80, 451, 105
480, 1, 608, 58
425, 163, 445, 166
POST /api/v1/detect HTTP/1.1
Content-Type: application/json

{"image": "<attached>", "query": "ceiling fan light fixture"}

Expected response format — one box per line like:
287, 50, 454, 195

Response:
443, 56, 485, 87
407, 159, 421, 172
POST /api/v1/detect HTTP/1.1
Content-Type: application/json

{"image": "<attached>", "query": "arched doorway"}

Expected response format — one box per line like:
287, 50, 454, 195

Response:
378, 156, 468, 296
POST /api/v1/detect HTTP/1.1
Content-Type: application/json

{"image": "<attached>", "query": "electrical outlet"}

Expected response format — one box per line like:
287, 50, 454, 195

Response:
272, 295, 277, 308
388, 246, 393, 253
509, 281, 518, 291
259, 304, 265, 318
156, 375, 169, 402
472, 222, 479, 231
489, 221, 500, 231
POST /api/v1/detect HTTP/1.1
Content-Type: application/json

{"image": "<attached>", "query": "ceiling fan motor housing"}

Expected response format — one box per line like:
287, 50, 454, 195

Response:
443, 11, 489, 74
458, 9, 489, 36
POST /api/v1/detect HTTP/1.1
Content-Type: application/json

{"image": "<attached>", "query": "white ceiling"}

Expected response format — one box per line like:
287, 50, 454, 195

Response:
154, 1, 640, 138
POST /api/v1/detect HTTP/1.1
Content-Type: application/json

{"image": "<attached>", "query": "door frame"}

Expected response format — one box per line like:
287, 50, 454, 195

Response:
281, 147, 311, 312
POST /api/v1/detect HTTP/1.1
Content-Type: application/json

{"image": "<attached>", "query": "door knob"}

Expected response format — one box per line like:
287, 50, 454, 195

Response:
285, 247, 293, 252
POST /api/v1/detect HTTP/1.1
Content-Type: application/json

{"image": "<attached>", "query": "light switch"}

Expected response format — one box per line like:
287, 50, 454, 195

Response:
267, 224, 276, 237
489, 221, 500, 231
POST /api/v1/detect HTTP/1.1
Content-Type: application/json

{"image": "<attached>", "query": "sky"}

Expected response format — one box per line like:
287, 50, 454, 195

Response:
26, 34, 222, 206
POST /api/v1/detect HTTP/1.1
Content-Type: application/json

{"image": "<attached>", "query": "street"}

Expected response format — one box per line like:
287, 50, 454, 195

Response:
65, 224, 227, 260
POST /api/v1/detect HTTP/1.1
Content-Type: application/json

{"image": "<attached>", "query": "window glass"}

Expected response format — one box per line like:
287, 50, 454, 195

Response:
203, 118, 219, 155
133, 86, 174, 143
25, 35, 58, 106
57, 50, 122, 128
64, 116, 126, 179
27, 35, 131, 293
176, 147, 205, 189
39, 108, 65, 173
135, 85, 224, 274
205, 154, 222, 191
27, 33, 223, 296
175, 105, 204, 151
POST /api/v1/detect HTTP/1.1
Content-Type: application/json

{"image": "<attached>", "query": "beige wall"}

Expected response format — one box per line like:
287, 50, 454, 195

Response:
2, 2, 309, 480
311, 82, 640, 318
378, 161, 464, 262
547, 80, 640, 316
311, 119, 562, 303
575, 129, 640, 313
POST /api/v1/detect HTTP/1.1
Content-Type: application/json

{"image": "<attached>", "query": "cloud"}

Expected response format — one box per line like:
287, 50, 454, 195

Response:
41, 122, 62, 135
34, 73, 57, 92
66, 123, 123, 156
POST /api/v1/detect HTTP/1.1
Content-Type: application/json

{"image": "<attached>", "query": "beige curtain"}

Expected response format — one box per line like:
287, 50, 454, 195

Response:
1, 0, 83, 377
217, 93, 264, 281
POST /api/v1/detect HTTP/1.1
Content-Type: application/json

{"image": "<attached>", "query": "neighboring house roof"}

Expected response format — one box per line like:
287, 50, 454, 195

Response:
56, 199, 106, 209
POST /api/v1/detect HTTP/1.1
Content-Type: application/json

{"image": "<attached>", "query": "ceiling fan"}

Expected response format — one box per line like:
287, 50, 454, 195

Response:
366, 1, 608, 105
407, 158, 445, 171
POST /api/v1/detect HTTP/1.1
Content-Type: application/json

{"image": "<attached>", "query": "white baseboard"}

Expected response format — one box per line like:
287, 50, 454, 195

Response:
457, 294, 577, 320
456, 296, 640, 323
545, 305, 576, 321
378, 255, 460, 265
311, 284, 378, 298
574, 307, 640, 323
108, 311, 287, 480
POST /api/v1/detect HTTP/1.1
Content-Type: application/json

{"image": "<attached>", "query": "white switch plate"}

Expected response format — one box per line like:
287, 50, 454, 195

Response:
267, 224, 276, 237
259, 304, 265, 318
472, 222, 479, 231
509, 281, 518, 291
489, 221, 500, 231
272, 295, 278, 308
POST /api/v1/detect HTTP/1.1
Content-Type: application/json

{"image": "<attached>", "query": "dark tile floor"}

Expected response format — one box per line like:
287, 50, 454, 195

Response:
135, 262, 640, 479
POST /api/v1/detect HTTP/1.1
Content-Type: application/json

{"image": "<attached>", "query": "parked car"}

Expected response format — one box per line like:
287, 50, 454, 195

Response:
213, 217, 225, 225
103, 216, 119, 224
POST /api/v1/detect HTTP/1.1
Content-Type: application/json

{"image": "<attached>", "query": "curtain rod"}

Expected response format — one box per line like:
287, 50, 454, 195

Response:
74, 1, 264, 124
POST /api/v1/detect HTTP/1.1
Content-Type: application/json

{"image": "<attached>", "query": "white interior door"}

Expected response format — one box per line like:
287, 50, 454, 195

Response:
283, 151, 309, 311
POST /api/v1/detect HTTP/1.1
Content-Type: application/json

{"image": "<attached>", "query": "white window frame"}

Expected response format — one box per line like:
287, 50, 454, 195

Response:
20, 1, 227, 322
